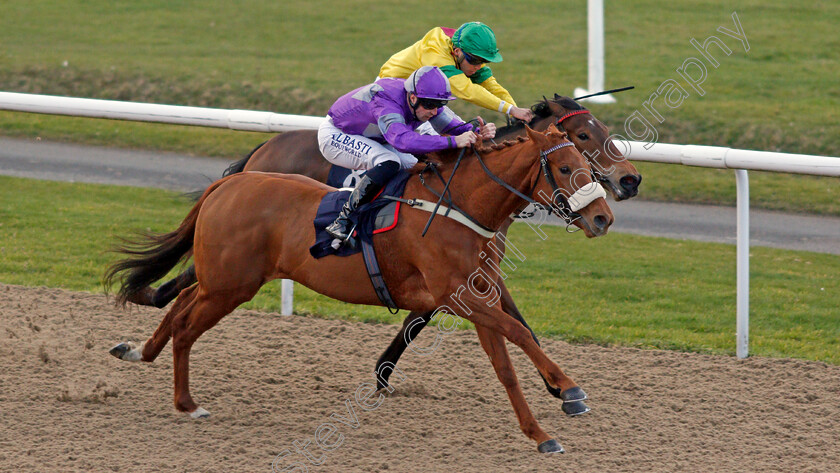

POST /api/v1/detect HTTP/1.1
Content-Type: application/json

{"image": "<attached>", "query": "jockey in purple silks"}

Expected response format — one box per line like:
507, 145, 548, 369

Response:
317, 65, 496, 245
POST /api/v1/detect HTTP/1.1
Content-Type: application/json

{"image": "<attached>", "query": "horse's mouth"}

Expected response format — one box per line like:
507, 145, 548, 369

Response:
577, 208, 613, 238
601, 174, 641, 201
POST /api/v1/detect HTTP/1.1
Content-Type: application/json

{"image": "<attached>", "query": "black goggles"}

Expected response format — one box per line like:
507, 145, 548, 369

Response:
463, 52, 488, 66
416, 97, 448, 109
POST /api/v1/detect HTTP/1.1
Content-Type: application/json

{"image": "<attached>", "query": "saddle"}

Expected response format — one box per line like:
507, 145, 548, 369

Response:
309, 169, 411, 259
310, 163, 497, 311
309, 168, 412, 311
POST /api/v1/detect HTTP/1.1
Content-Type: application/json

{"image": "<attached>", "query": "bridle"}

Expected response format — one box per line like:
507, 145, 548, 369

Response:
474, 140, 580, 224
418, 134, 595, 237
552, 108, 609, 184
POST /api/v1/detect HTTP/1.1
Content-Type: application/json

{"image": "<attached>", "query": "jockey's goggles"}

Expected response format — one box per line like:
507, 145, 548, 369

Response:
417, 97, 448, 109
463, 52, 489, 66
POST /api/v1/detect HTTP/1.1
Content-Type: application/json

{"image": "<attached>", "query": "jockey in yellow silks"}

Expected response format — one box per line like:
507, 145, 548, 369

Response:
378, 22, 535, 122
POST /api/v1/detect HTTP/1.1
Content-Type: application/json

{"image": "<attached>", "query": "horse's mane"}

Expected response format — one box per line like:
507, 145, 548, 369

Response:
531, 95, 587, 118
427, 128, 568, 164
474, 135, 529, 153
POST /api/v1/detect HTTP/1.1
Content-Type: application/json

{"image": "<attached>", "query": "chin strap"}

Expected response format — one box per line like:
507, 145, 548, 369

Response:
407, 93, 421, 121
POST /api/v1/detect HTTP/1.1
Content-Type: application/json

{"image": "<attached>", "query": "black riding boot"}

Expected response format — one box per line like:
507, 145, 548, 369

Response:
326, 174, 383, 243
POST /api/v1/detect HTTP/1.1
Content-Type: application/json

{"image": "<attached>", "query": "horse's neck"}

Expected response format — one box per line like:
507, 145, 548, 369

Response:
413, 145, 539, 232
495, 114, 555, 140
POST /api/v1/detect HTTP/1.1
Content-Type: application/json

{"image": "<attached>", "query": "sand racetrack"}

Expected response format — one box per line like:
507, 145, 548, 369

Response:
1, 283, 838, 472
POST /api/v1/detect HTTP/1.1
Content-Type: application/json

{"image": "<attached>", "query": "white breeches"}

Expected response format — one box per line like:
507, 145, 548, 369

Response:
318, 117, 418, 171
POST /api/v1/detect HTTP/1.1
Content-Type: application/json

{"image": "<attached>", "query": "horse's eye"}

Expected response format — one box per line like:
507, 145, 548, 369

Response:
577, 133, 589, 141
559, 166, 571, 174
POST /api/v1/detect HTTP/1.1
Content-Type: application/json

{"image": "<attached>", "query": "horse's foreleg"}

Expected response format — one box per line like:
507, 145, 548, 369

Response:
474, 325, 564, 454
498, 282, 566, 400
375, 310, 434, 390
498, 281, 538, 342
451, 292, 582, 398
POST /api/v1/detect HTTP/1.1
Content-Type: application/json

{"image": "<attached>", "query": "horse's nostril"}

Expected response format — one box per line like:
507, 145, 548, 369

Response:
594, 215, 608, 230
620, 175, 642, 194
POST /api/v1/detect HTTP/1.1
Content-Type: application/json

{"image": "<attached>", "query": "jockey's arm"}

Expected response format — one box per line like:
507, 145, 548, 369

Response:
375, 105, 458, 156
447, 73, 533, 122
447, 73, 514, 114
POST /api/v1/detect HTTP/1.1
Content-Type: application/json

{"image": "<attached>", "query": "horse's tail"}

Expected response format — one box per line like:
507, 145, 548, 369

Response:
105, 177, 230, 307
223, 141, 267, 177
183, 141, 267, 201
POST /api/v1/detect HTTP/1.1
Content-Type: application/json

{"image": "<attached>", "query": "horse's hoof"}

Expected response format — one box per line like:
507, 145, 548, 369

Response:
560, 386, 588, 403
189, 407, 211, 419
537, 439, 565, 454
562, 400, 591, 416
109, 342, 142, 361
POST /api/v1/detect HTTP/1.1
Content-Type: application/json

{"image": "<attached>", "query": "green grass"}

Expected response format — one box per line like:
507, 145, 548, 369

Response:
1, 1, 838, 213
1, 175, 838, 364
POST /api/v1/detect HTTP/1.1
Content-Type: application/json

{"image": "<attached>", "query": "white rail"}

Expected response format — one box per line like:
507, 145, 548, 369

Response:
0, 91, 323, 132
618, 141, 840, 176
618, 141, 838, 358
2, 91, 838, 358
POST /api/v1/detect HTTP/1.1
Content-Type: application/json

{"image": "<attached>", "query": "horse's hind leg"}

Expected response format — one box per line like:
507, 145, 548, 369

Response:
151, 265, 196, 308
109, 285, 198, 362
142, 284, 198, 361
170, 284, 260, 417
375, 310, 434, 390
475, 325, 564, 454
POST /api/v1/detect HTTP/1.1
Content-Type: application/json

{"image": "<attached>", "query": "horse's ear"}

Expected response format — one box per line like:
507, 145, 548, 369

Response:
524, 124, 548, 145
554, 93, 561, 99
547, 123, 562, 134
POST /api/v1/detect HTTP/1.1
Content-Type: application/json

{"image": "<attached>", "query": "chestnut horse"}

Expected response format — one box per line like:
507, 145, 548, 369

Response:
106, 126, 613, 453
125, 95, 641, 401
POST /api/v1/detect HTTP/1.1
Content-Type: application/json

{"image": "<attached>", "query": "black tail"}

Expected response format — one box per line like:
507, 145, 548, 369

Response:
223, 141, 267, 177
104, 178, 230, 307
184, 141, 267, 201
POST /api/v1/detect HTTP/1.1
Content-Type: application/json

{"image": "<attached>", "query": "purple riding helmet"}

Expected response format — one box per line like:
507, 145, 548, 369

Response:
404, 66, 458, 101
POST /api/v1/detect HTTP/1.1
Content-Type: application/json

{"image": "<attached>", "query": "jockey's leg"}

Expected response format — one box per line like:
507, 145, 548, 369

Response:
317, 117, 415, 243
325, 160, 399, 241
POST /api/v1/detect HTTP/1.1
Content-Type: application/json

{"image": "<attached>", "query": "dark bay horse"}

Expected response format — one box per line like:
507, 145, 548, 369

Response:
106, 126, 613, 453
232, 94, 641, 200
125, 95, 641, 400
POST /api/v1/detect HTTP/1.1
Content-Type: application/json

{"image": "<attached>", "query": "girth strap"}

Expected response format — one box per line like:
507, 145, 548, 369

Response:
383, 196, 496, 238
360, 236, 399, 313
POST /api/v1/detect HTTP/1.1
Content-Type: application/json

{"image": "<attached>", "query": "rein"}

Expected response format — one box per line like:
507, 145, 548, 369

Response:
418, 149, 495, 237
472, 141, 582, 225
418, 118, 494, 237
416, 137, 585, 238
419, 147, 474, 236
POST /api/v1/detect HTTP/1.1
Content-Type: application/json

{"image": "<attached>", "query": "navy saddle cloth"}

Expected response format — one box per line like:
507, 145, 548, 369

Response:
309, 168, 411, 259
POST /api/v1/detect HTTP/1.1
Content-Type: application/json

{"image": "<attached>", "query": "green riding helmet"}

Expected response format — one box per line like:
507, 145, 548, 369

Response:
452, 22, 503, 63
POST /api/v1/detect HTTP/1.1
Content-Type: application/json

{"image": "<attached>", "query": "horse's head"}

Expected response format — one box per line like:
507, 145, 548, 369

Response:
532, 95, 642, 200
524, 125, 613, 237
